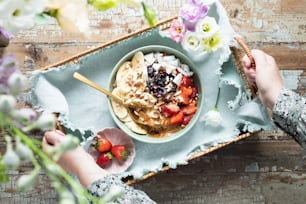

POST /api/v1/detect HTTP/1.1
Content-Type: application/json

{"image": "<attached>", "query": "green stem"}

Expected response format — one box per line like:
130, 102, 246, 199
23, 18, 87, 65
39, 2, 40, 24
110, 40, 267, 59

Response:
214, 86, 221, 110
11, 127, 100, 203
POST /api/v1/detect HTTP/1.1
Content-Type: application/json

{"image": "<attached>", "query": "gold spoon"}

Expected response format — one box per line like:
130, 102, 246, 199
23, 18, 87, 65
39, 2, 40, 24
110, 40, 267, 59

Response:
73, 72, 167, 131
73, 72, 124, 105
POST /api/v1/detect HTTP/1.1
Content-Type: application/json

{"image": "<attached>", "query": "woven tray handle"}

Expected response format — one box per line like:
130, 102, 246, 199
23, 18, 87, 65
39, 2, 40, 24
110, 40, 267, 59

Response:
232, 37, 258, 98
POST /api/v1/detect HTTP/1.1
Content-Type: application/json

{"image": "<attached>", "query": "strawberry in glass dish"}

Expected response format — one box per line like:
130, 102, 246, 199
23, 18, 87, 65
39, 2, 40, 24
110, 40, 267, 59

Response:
82, 128, 135, 173
95, 137, 112, 153
96, 152, 113, 167
111, 145, 129, 161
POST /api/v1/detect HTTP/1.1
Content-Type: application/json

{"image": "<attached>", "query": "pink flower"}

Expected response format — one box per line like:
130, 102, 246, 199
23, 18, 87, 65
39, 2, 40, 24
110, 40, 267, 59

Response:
169, 18, 186, 43
180, 0, 209, 31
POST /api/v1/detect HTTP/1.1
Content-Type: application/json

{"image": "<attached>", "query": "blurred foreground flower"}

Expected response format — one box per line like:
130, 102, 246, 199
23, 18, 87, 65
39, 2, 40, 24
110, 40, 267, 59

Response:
45, 0, 90, 35
0, 0, 158, 46
17, 168, 40, 191
0, 0, 45, 34
2, 136, 20, 170
0, 53, 105, 203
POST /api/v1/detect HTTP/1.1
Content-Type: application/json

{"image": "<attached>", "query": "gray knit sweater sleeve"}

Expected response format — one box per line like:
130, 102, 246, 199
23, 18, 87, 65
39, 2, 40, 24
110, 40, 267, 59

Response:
87, 174, 156, 204
272, 88, 306, 149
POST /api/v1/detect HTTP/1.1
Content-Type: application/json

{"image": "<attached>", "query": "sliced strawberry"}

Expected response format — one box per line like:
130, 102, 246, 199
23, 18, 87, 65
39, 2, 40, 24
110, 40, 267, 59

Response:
182, 115, 193, 125
180, 86, 193, 97
182, 75, 193, 87
111, 145, 129, 161
177, 92, 190, 105
161, 103, 180, 117
181, 101, 197, 115
169, 112, 184, 125
190, 86, 198, 99
176, 86, 193, 105
95, 137, 112, 153
96, 152, 113, 167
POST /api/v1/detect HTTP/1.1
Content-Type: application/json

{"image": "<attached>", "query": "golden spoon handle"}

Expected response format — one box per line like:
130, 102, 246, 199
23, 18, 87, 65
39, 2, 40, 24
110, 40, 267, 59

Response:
73, 72, 124, 105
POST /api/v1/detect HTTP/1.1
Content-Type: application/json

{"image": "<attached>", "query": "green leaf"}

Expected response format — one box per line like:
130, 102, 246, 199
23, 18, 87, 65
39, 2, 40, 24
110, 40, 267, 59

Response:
141, 2, 158, 27
89, 0, 120, 11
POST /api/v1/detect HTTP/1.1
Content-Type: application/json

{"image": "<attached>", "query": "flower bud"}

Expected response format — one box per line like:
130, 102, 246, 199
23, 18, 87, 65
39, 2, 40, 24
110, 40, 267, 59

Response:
15, 137, 32, 161
35, 112, 56, 131
0, 54, 19, 79
3, 136, 20, 170
23, 112, 56, 132
61, 134, 80, 151
58, 188, 76, 204
45, 163, 61, 177
52, 135, 80, 161
12, 108, 37, 124
101, 185, 123, 203
201, 109, 224, 127
17, 168, 40, 192
0, 94, 16, 114
8, 72, 28, 95
142, 2, 158, 27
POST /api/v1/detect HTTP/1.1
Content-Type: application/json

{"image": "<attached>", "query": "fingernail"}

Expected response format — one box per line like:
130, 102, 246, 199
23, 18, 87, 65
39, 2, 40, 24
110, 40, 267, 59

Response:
55, 130, 65, 136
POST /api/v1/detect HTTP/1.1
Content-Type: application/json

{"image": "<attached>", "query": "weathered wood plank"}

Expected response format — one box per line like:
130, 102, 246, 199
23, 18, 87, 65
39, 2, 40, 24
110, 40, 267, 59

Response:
4, 43, 306, 71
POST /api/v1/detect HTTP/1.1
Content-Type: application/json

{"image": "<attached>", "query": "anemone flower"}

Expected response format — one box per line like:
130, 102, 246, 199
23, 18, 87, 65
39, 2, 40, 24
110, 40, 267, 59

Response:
169, 18, 186, 43
201, 32, 222, 52
195, 16, 219, 38
179, 0, 209, 31
181, 31, 202, 54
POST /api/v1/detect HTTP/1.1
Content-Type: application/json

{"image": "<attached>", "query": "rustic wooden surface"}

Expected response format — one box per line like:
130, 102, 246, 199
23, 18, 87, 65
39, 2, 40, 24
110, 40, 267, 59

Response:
1, 0, 306, 203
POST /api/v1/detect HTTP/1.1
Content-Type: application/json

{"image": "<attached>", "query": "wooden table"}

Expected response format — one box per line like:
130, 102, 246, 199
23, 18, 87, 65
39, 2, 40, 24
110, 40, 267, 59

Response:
1, 0, 306, 203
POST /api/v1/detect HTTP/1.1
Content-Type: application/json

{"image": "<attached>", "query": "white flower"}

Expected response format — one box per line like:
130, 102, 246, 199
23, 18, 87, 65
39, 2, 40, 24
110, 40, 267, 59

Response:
0, 94, 16, 114
15, 137, 33, 161
8, 72, 28, 95
201, 32, 222, 52
35, 112, 56, 131
60, 135, 80, 151
195, 16, 219, 38
0, 0, 46, 34
12, 108, 37, 124
58, 188, 75, 204
201, 108, 224, 127
17, 168, 40, 191
101, 185, 124, 203
46, 0, 90, 36
52, 134, 79, 161
23, 112, 56, 132
3, 136, 20, 170
181, 31, 202, 54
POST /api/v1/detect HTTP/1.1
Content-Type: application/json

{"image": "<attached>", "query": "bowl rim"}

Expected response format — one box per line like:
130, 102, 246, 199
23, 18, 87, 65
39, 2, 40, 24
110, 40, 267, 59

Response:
108, 45, 204, 143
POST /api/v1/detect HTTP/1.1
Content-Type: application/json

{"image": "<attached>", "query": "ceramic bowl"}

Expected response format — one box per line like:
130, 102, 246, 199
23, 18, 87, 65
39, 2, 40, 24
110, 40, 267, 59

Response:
108, 45, 203, 143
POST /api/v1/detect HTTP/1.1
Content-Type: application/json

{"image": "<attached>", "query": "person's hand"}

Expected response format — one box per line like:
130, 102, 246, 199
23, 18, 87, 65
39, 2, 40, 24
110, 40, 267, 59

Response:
43, 130, 109, 187
42, 130, 91, 174
243, 49, 283, 109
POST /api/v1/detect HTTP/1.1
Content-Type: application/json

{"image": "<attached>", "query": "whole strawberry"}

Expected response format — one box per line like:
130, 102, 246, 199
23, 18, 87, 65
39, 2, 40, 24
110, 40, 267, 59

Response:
96, 152, 113, 167
111, 145, 129, 161
95, 137, 112, 153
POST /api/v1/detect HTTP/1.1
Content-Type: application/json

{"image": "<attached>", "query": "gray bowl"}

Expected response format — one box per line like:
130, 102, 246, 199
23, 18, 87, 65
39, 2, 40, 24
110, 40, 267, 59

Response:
108, 45, 203, 143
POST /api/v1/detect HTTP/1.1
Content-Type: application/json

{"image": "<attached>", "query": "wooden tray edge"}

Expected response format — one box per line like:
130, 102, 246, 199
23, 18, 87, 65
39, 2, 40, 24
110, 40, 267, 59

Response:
46, 16, 258, 184
125, 131, 259, 184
